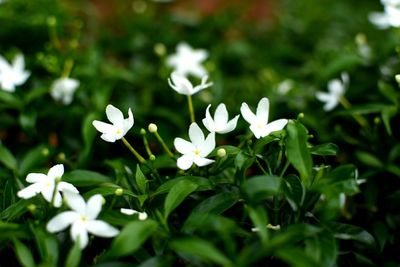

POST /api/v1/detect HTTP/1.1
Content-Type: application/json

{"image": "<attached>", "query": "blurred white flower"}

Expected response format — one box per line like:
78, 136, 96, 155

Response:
316, 72, 349, 111
92, 104, 134, 142
240, 97, 288, 139
47, 192, 119, 249
17, 164, 78, 208
202, 103, 239, 134
174, 122, 215, 170
120, 208, 148, 220
168, 71, 212, 96
166, 42, 208, 78
276, 79, 294, 95
50, 77, 79, 105
0, 54, 30, 92
369, 0, 400, 29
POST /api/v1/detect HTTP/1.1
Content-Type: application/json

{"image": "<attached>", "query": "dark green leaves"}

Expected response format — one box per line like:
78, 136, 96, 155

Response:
242, 175, 281, 201
164, 180, 198, 220
63, 170, 111, 186
286, 120, 312, 186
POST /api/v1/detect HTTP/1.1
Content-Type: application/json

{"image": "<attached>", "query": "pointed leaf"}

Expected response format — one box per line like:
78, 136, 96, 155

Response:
135, 164, 147, 194
242, 175, 281, 201
170, 237, 233, 267
63, 170, 111, 186
310, 143, 338, 156
164, 180, 198, 220
0, 144, 17, 170
286, 120, 312, 186
13, 238, 35, 267
102, 220, 158, 261
65, 237, 82, 267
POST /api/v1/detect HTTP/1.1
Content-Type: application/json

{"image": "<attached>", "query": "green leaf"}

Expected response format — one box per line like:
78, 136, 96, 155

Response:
305, 230, 337, 267
242, 175, 281, 201
0, 143, 17, 170
65, 237, 82, 267
381, 105, 397, 136
79, 112, 98, 164
18, 145, 51, 176
0, 90, 22, 108
328, 222, 375, 246
152, 176, 211, 197
378, 81, 398, 105
0, 222, 25, 240
164, 180, 198, 220
209, 145, 241, 157
310, 143, 338, 156
275, 247, 319, 267
253, 132, 283, 154
13, 238, 36, 267
234, 151, 255, 184
247, 205, 269, 244
170, 237, 233, 267
355, 151, 383, 169
102, 220, 158, 261
1, 199, 29, 221
31, 224, 59, 266
63, 170, 111, 186
282, 175, 305, 211
182, 192, 239, 233
286, 120, 312, 186
135, 164, 147, 194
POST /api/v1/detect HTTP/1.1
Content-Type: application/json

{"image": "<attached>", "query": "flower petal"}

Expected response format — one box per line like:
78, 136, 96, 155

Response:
214, 103, 229, 125
86, 194, 104, 220
240, 102, 257, 124
201, 132, 215, 156
106, 105, 124, 126
58, 181, 79, 194
64, 191, 86, 214
41, 182, 56, 203
189, 122, 205, 146
100, 132, 118, 143
193, 156, 214, 167
219, 114, 239, 134
92, 120, 114, 134
174, 137, 194, 154
47, 164, 64, 180
71, 221, 89, 249
122, 108, 134, 135
263, 119, 288, 136
86, 220, 119, 237
17, 183, 41, 199
256, 97, 270, 123
177, 154, 194, 170
12, 54, 25, 71
47, 211, 79, 233
26, 173, 47, 183
202, 104, 214, 132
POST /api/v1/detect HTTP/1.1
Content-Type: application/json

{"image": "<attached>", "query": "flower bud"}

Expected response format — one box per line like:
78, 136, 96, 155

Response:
217, 148, 227, 158
297, 113, 305, 119
154, 43, 166, 56
138, 212, 148, 221
42, 148, 50, 157
149, 155, 156, 161
267, 224, 281, 230
140, 128, 146, 135
115, 188, 124, 196
148, 123, 158, 133
27, 204, 37, 213
47, 16, 56, 26
395, 74, 400, 85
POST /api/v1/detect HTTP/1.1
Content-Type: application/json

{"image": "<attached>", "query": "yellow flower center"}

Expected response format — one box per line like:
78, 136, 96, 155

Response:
193, 148, 200, 156
116, 129, 122, 135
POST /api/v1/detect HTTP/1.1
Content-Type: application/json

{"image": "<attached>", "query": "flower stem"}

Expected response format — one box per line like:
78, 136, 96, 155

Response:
141, 129, 154, 158
187, 95, 195, 123
121, 137, 146, 163
50, 180, 59, 207
339, 96, 369, 128
154, 131, 174, 158
62, 59, 74, 78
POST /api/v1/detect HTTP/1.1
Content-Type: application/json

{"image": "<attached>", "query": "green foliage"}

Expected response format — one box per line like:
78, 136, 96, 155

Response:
0, 0, 398, 266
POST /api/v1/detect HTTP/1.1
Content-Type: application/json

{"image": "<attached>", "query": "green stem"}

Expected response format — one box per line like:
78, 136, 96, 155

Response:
154, 131, 174, 158
141, 130, 153, 158
50, 180, 60, 207
187, 95, 195, 123
121, 137, 146, 163
339, 96, 369, 129
62, 59, 74, 78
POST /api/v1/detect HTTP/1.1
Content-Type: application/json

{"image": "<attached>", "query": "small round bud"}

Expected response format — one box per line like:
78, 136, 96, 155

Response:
140, 128, 146, 135
27, 204, 37, 213
115, 188, 124, 196
100, 196, 106, 205
355, 33, 367, 45
395, 74, 400, 85
267, 224, 281, 230
154, 43, 166, 56
217, 148, 227, 158
57, 152, 66, 161
138, 212, 148, 221
148, 123, 158, 133
42, 148, 50, 157
149, 155, 156, 161
374, 117, 381, 124
298, 113, 305, 119
47, 16, 56, 26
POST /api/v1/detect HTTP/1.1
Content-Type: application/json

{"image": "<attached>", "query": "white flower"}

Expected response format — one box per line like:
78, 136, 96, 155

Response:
47, 192, 119, 249
50, 77, 80, 105
316, 72, 349, 111
0, 54, 30, 92
92, 104, 134, 142
120, 208, 148, 220
202, 103, 239, 134
166, 42, 208, 78
240, 97, 288, 139
174, 122, 215, 170
369, 0, 400, 29
17, 164, 78, 208
168, 71, 212, 96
